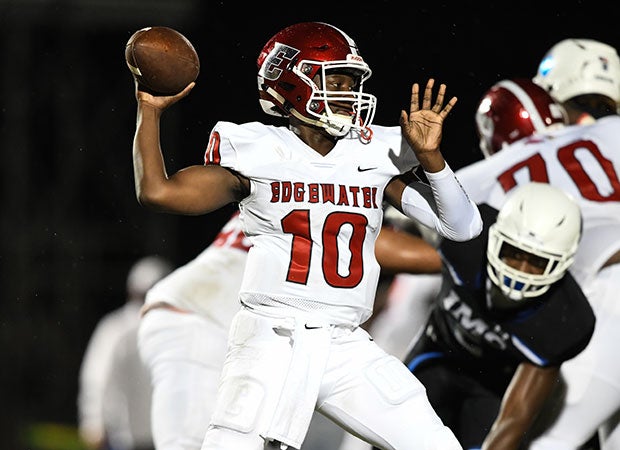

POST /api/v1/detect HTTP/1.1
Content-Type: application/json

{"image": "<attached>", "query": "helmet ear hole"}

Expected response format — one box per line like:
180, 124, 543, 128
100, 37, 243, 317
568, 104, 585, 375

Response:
277, 81, 296, 92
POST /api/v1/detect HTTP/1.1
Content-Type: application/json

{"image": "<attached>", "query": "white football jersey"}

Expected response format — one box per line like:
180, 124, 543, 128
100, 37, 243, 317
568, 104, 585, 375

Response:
204, 122, 417, 326
144, 213, 251, 328
456, 115, 620, 286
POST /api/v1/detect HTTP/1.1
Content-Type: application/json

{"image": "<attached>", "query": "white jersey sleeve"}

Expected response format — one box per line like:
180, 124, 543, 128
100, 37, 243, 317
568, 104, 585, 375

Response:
145, 213, 250, 328
203, 121, 418, 326
400, 164, 482, 241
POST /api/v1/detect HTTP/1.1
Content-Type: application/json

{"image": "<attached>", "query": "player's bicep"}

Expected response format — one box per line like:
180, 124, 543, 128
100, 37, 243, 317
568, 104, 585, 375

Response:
384, 173, 417, 210
161, 165, 246, 215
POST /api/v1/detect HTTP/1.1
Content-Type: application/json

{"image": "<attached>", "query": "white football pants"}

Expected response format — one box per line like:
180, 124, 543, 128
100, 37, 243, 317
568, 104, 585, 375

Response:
201, 306, 461, 450
138, 309, 229, 450
529, 263, 620, 449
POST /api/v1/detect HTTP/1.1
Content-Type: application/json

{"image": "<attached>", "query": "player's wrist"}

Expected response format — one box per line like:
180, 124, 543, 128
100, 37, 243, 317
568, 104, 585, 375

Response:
137, 99, 164, 116
416, 150, 445, 173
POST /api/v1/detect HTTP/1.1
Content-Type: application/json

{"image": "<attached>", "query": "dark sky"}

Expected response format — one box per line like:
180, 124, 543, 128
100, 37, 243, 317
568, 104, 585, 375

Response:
1, 0, 617, 447
143, 0, 620, 169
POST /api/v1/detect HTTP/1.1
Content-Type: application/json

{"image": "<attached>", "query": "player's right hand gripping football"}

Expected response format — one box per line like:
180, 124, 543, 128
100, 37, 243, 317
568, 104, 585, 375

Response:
399, 79, 456, 172
134, 80, 195, 110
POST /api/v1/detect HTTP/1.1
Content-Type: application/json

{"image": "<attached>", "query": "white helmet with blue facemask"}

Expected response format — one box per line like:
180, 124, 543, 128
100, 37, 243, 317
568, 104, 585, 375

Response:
486, 182, 582, 302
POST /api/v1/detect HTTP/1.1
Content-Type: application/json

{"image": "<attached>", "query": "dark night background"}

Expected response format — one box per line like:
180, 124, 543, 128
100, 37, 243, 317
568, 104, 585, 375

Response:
1, 1, 617, 448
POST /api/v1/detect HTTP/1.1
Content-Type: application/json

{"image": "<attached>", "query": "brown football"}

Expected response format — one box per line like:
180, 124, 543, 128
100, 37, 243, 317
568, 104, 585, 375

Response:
125, 26, 200, 95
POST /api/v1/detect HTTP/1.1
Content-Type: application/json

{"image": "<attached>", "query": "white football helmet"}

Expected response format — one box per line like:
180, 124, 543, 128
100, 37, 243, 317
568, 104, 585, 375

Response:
487, 183, 581, 301
126, 255, 173, 298
256, 22, 376, 139
533, 38, 620, 103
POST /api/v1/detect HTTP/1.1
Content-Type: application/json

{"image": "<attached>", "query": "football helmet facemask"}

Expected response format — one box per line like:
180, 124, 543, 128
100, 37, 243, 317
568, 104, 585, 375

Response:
475, 78, 567, 158
257, 22, 376, 139
486, 182, 581, 301
533, 38, 620, 104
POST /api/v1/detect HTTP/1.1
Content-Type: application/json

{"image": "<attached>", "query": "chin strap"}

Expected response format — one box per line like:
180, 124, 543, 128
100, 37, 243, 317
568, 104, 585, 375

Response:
359, 117, 373, 143
289, 106, 374, 143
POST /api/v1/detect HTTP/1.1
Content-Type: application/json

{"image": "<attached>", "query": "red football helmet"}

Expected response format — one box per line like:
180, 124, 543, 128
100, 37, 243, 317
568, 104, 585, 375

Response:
257, 22, 376, 139
475, 78, 568, 158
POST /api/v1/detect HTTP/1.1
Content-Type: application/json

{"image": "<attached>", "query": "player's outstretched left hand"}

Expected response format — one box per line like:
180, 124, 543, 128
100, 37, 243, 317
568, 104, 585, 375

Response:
399, 79, 456, 156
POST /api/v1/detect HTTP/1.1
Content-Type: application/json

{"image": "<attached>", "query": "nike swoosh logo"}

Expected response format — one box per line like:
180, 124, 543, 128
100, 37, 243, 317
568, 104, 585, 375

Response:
304, 324, 322, 329
357, 166, 377, 172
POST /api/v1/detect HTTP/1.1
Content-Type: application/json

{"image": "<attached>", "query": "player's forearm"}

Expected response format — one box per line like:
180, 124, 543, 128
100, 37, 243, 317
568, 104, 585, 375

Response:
133, 103, 169, 208
482, 417, 527, 450
400, 164, 482, 242
482, 401, 539, 449
427, 164, 482, 241
483, 364, 560, 450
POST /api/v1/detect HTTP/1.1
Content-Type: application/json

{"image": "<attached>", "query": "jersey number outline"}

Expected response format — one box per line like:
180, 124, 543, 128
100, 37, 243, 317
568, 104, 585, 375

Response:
281, 210, 368, 288
496, 139, 620, 201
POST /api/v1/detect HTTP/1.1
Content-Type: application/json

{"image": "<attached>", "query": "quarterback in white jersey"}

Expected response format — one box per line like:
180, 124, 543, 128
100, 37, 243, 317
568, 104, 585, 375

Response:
456, 39, 620, 449
138, 211, 446, 450
131, 21, 481, 450
204, 121, 447, 326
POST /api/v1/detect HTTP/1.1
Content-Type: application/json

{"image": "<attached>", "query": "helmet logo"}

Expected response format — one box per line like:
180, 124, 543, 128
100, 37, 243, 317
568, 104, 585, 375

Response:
347, 54, 364, 63
260, 43, 300, 81
599, 56, 609, 71
538, 56, 554, 77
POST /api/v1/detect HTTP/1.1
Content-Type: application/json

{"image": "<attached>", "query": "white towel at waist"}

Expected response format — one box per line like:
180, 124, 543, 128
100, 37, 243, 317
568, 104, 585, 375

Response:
262, 317, 337, 449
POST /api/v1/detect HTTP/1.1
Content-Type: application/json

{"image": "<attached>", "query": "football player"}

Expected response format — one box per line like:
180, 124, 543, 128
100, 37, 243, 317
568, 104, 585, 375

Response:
130, 21, 481, 450
402, 182, 594, 450
340, 76, 575, 450
455, 38, 620, 449
474, 77, 568, 158
138, 211, 444, 450
361, 77, 571, 369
